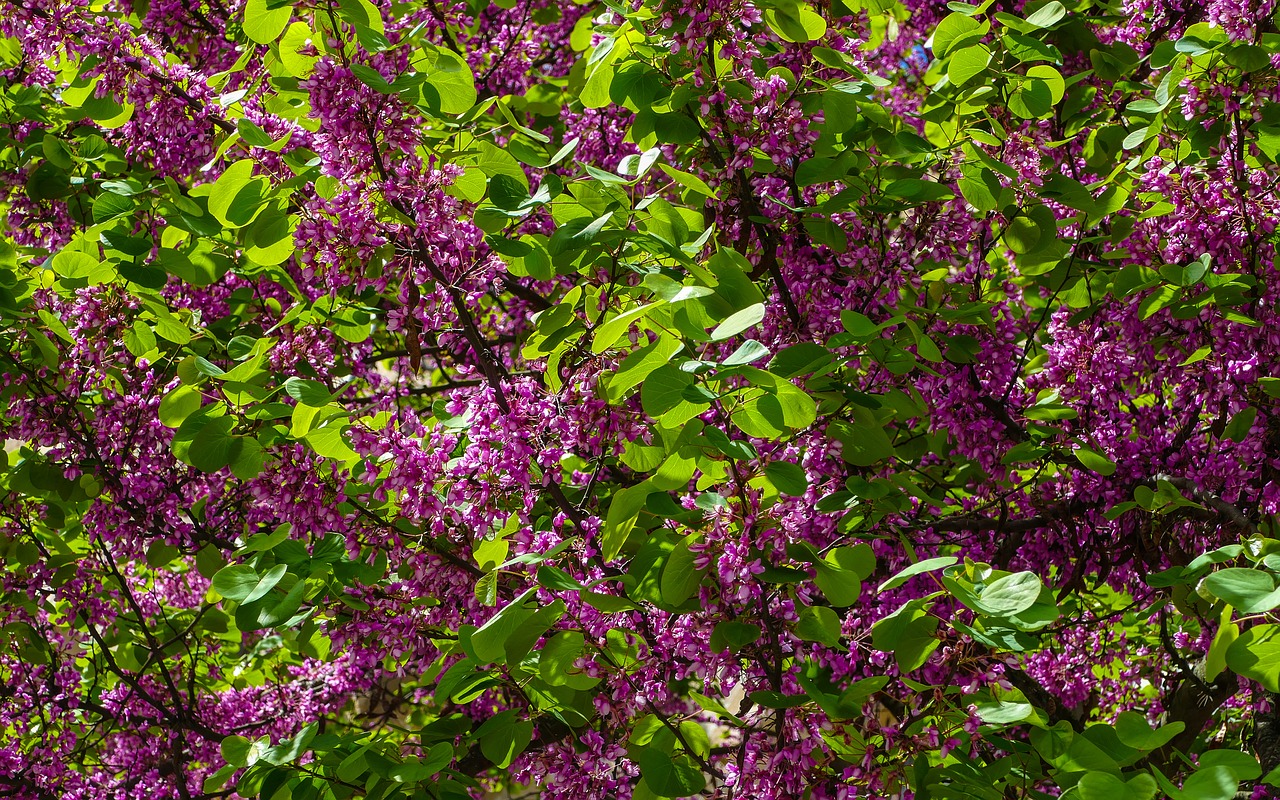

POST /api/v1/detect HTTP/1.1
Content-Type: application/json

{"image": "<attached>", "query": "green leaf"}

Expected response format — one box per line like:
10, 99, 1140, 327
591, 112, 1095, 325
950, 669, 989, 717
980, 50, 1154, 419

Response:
608, 336, 684, 403
764, 1, 827, 43
878, 556, 957, 591
828, 414, 893, 466
592, 301, 665, 353
487, 173, 528, 211
828, 545, 875, 580
641, 364, 696, 417
1227, 624, 1280, 691
636, 750, 706, 798
221, 735, 253, 767
839, 312, 878, 338
768, 343, 832, 377
475, 710, 534, 769
813, 560, 861, 608
1139, 284, 1180, 319
337, 730, 391, 773
1008, 75, 1055, 118
885, 178, 954, 203
278, 22, 318, 76
500, 600, 565, 663
304, 425, 359, 464
1205, 568, 1280, 613
420, 44, 477, 115
1040, 174, 1097, 214
1024, 0, 1067, 29
211, 564, 260, 602
1077, 771, 1157, 800
256, 576, 306, 629
336, 0, 383, 33
52, 250, 106, 281
242, 0, 292, 43
206, 160, 263, 228
976, 572, 1043, 616
1074, 447, 1117, 476
660, 534, 704, 606
795, 605, 843, 647
1005, 204, 1055, 253
92, 192, 134, 223
283, 377, 331, 407
581, 60, 616, 109
658, 164, 719, 199
243, 209, 297, 266
471, 590, 536, 665
748, 690, 809, 709
932, 12, 983, 57
711, 303, 766, 341
727, 367, 817, 439
1027, 64, 1066, 105
689, 690, 746, 725
243, 563, 288, 604
189, 417, 240, 472
263, 721, 317, 765
159, 385, 203, 428
1223, 406, 1257, 442
765, 462, 808, 495
602, 481, 654, 562
146, 542, 180, 567
1205, 613, 1239, 683
41, 135, 73, 169
390, 744, 454, 782
871, 599, 940, 672
1198, 749, 1260, 781
947, 45, 991, 86
722, 340, 769, 366
1113, 711, 1184, 751
709, 621, 762, 653
538, 630, 588, 686
975, 700, 1034, 724
1181, 766, 1239, 800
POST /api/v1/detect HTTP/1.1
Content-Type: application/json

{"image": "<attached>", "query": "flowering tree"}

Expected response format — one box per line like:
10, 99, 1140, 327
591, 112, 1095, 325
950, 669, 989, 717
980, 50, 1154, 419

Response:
3, 0, 1280, 797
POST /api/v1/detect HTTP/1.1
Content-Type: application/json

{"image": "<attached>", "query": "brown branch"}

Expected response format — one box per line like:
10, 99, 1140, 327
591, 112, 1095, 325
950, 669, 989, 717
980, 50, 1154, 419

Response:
1157, 475, 1256, 534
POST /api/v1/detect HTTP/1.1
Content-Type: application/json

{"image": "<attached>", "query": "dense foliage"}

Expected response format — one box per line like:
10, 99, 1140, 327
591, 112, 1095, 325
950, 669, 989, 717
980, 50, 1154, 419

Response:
4, 0, 1280, 797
